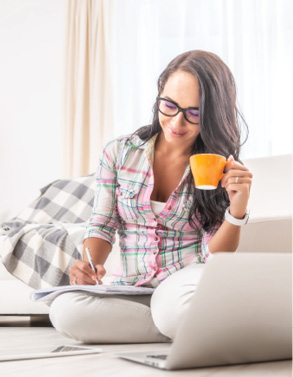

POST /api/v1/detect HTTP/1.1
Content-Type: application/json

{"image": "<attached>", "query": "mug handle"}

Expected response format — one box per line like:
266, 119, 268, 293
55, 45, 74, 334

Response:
220, 160, 228, 181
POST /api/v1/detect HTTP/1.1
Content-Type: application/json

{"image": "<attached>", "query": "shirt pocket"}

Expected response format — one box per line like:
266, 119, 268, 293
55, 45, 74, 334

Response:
116, 185, 139, 221
179, 195, 196, 231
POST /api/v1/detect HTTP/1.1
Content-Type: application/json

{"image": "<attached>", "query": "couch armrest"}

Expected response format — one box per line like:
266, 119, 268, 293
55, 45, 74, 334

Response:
238, 217, 292, 254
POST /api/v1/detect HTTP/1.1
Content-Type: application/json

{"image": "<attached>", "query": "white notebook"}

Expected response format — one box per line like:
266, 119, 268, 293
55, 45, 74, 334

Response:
30, 284, 155, 302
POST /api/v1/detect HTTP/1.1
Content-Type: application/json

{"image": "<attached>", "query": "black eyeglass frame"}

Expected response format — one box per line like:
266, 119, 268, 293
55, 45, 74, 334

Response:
156, 97, 200, 125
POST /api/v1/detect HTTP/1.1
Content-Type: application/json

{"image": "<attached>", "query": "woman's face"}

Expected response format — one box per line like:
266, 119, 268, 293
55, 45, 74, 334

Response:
158, 70, 200, 151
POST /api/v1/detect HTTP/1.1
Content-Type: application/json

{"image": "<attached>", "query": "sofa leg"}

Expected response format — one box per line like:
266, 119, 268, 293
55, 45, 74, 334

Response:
29, 315, 52, 326
0, 315, 52, 327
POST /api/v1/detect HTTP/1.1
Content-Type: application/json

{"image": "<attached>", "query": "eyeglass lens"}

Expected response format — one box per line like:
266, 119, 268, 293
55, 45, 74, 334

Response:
158, 99, 199, 124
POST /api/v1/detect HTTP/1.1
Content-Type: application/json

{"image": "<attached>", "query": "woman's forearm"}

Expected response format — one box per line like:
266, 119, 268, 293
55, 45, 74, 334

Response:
209, 155, 252, 254
83, 237, 112, 265
208, 220, 242, 253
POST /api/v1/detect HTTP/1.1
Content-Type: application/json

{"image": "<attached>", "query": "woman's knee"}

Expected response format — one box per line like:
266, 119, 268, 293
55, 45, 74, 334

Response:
151, 279, 188, 339
151, 263, 205, 339
49, 292, 89, 341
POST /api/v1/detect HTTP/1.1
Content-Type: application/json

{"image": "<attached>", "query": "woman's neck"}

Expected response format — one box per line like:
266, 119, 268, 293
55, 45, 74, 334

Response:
155, 132, 193, 160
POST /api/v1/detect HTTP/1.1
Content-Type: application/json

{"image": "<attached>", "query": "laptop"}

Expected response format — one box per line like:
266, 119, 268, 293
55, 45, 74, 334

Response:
117, 252, 292, 370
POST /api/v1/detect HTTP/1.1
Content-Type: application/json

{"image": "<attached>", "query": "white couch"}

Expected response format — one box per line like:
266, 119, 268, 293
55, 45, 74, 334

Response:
0, 154, 292, 316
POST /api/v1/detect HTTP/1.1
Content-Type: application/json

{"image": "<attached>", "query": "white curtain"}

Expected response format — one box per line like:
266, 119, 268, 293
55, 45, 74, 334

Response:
63, 0, 292, 177
63, 0, 114, 177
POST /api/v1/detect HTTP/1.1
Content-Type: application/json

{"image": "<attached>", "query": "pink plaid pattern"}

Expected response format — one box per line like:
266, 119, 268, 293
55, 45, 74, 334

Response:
85, 134, 219, 286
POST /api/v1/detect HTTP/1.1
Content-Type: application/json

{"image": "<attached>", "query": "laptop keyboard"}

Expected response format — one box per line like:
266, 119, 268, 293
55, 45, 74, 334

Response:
147, 354, 167, 360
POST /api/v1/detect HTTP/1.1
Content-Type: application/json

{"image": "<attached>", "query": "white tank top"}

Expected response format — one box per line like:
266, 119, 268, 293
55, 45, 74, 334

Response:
150, 200, 166, 215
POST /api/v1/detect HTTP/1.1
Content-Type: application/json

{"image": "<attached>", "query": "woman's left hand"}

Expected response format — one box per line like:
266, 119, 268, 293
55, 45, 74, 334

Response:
221, 155, 253, 219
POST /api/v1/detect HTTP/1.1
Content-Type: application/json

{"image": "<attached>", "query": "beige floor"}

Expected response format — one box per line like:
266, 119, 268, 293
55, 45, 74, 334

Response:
0, 316, 291, 377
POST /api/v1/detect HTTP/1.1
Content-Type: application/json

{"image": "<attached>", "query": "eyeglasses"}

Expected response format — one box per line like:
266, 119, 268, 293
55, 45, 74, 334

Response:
156, 97, 200, 125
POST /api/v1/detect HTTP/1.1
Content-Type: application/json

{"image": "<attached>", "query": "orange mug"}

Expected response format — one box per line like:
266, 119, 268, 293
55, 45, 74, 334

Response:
190, 153, 227, 190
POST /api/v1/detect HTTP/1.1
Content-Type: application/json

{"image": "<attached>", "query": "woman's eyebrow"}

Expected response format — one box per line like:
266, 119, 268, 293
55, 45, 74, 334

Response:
163, 95, 177, 103
163, 96, 199, 109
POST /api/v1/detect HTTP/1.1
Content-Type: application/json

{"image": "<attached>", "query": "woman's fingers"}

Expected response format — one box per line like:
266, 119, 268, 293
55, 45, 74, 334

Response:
69, 260, 97, 285
225, 172, 253, 187
222, 160, 253, 188
220, 158, 253, 218
95, 264, 107, 281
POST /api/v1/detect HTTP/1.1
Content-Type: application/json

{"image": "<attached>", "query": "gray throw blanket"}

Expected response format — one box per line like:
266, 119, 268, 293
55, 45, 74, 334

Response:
0, 174, 96, 289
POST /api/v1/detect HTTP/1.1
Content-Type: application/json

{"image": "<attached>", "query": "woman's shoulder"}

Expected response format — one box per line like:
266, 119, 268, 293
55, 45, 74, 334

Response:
103, 133, 145, 153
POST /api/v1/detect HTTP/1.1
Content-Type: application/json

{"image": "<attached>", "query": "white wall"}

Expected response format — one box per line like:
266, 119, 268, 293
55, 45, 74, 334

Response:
0, 0, 65, 222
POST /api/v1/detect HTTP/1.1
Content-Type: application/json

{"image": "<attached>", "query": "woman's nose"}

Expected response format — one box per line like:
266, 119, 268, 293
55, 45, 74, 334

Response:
171, 111, 186, 127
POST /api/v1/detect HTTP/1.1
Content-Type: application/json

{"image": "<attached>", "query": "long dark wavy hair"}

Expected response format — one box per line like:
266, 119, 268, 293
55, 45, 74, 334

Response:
133, 50, 248, 231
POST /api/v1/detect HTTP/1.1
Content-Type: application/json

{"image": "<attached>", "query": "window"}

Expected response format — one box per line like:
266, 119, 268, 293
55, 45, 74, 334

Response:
111, 0, 293, 159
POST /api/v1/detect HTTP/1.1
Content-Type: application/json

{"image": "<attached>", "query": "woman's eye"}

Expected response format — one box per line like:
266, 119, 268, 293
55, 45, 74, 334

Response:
189, 110, 199, 116
187, 109, 199, 118
165, 102, 177, 110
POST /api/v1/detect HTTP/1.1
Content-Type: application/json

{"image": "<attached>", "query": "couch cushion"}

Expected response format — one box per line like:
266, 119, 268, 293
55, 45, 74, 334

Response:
243, 154, 292, 219
238, 217, 292, 254
0, 280, 49, 314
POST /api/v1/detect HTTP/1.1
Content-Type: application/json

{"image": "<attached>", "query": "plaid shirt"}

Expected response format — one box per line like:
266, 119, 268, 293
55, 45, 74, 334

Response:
85, 133, 219, 286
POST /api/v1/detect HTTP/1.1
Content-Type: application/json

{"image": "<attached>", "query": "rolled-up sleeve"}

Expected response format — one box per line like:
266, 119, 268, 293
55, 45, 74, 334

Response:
84, 141, 119, 245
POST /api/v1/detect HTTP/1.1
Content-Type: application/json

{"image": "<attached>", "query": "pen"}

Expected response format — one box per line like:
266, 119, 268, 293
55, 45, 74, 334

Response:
85, 247, 99, 285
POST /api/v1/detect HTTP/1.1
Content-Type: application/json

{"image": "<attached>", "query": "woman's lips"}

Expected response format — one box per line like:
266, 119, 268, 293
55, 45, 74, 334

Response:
168, 127, 186, 137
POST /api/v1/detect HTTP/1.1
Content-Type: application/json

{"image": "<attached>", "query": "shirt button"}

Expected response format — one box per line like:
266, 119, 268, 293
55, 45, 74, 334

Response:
167, 205, 171, 210
154, 236, 159, 241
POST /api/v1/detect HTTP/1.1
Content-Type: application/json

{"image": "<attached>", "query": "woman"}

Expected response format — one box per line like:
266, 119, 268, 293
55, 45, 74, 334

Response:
49, 50, 253, 343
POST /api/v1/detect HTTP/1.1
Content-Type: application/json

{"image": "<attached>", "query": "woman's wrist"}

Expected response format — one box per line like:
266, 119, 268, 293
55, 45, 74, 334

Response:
225, 206, 249, 226
228, 203, 249, 219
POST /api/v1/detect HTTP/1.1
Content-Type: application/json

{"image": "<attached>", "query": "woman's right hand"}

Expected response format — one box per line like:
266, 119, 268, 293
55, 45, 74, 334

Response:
69, 260, 106, 285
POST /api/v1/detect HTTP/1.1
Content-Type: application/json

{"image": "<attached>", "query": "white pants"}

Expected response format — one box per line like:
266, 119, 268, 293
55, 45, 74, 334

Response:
49, 263, 205, 343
